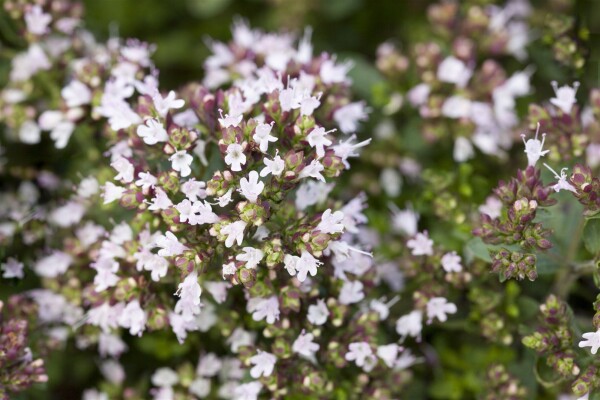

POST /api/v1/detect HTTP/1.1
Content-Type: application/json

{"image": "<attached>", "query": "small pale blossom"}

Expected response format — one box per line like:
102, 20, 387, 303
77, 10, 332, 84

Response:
544, 163, 577, 193
260, 153, 285, 177
251, 296, 280, 324
407, 231, 434, 256
396, 310, 423, 340
306, 126, 334, 158
153, 90, 185, 117
339, 280, 365, 305
224, 143, 246, 172
426, 297, 457, 324
579, 329, 600, 354
25, 5, 52, 35
137, 119, 168, 145
292, 330, 320, 358
155, 231, 188, 257
253, 121, 277, 152
441, 251, 462, 273
221, 220, 247, 248
118, 300, 147, 336
111, 157, 135, 183
249, 350, 276, 378
315, 209, 345, 234
239, 171, 264, 203
550, 81, 579, 114
2, 257, 24, 279
345, 342, 374, 368
521, 123, 549, 167
169, 151, 193, 177
479, 196, 503, 219
236, 247, 264, 269
437, 56, 472, 88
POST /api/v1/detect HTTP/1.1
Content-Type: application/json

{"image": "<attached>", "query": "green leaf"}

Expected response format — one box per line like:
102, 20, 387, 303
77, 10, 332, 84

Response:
464, 237, 492, 263
583, 218, 600, 255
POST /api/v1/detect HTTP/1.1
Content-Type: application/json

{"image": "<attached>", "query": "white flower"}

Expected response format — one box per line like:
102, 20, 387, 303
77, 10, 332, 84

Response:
78, 176, 99, 198
389, 204, 419, 237
135, 172, 157, 190
118, 299, 147, 336
437, 56, 472, 88
339, 280, 365, 305
521, 123, 549, 167
249, 350, 277, 378
197, 353, 222, 377
308, 299, 329, 325
189, 378, 211, 398
236, 247, 264, 269
377, 343, 401, 368
407, 83, 431, 106
76, 223, 104, 248
345, 342, 374, 368
181, 179, 207, 201
103, 182, 125, 204
153, 90, 185, 117
543, 163, 577, 193
225, 143, 247, 172
239, 171, 264, 203
293, 330, 320, 358
260, 154, 285, 177
579, 329, 600, 354
2, 257, 24, 279
223, 261, 237, 279
296, 250, 323, 282
227, 327, 254, 352
50, 120, 75, 149
155, 231, 188, 257
251, 296, 280, 324
221, 220, 247, 248
332, 135, 371, 168
111, 157, 135, 183
441, 96, 472, 119
61, 80, 92, 108
453, 137, 474, 162
217, 188, 234, 207
34, 251, 72, 278
218, 109, 243, 128
25, 5, 52, 35
204, 281, 231, 304
169, 151, 193, 177
98, 333, 128, 358
441, 251, 462, 273
174, 271, 202, 322
91, 258, 119, 292
396, 310, 423, 340
137, 119, 168, 145
299, 159, 325, 182
333, 102, 368, 134
19, 120, 41, 144
233, 382, 262, 400
148, 188, 173, 211
253, 121, 277, 152
320, 58, 353, 85
406, 231, 434, 256
151, 367, 179, 387
550, 81, 579, 114
300, 93, 321, 116
426, 297, 457, 324
479, 196, 503, 219
307, 127, 334, 158
315, 209, 345, 234
100, 360, 125, 384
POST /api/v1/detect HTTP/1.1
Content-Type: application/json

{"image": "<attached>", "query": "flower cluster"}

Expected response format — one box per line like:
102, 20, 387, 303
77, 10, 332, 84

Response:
0, 300, 47, 400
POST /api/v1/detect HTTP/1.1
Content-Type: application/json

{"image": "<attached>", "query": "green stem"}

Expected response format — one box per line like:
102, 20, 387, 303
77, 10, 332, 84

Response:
553, 214, 586, 299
